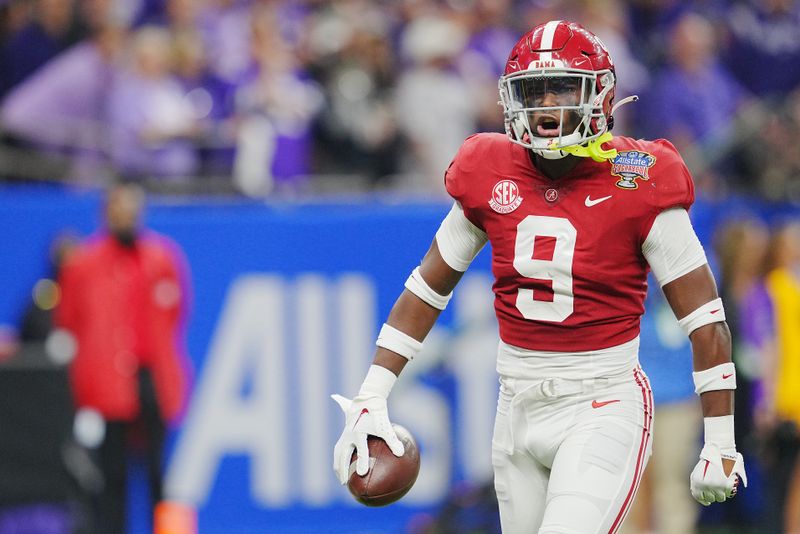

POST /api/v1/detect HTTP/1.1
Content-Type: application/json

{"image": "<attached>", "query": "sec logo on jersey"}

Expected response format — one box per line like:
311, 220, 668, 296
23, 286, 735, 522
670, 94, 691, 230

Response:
489, 179, 523, 214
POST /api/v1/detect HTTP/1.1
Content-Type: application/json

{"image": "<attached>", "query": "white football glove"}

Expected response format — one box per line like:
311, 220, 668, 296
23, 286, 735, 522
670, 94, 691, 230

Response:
690, 443, 748, 506
331, 393, 405, 485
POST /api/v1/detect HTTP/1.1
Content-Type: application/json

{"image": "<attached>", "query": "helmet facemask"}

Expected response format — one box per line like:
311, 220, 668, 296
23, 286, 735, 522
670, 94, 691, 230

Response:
499, 68, 614, 160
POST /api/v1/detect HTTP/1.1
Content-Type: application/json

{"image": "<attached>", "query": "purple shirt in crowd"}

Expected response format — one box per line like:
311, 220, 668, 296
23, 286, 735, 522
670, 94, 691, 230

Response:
107, 71, 199, 179
725, 2, 800, 97
1, 41, 113, 148
643, 61, 744, 143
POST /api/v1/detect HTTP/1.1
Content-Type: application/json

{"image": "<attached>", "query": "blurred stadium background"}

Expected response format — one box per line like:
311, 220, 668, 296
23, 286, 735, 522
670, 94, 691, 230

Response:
1, 0, 799, 533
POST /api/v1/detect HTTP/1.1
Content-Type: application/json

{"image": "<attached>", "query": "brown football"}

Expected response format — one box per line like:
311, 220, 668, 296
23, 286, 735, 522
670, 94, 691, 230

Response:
347, 424, 420, 507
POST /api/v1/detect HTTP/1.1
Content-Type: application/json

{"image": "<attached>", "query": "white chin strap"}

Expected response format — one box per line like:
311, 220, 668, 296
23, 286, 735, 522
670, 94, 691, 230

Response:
529, 131, 583, 160
534, 147, 569, 160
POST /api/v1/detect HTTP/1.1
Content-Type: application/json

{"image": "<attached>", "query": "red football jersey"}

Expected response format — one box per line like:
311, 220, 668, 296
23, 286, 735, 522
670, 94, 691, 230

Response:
445, 133, 694, 351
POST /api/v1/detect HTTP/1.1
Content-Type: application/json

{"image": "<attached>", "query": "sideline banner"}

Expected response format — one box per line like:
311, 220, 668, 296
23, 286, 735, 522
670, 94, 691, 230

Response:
0, 186, 782, 533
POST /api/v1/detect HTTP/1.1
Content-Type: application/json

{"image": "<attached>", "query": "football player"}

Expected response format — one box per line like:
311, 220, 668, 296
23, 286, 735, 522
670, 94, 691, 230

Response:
333, 20, 746, 533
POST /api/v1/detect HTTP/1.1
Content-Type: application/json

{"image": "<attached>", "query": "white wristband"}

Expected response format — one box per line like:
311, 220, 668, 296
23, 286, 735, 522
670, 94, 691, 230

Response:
693, 362, 736, 395
404, 266, 452, 311
358, 365, 397, 399
704, 415, 736, 452
677, 298, 726, 336
376, 323, 422, 360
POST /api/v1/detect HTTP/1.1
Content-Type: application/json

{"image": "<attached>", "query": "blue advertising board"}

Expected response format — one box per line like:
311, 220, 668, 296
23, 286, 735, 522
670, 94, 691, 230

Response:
0, 184, 788, 533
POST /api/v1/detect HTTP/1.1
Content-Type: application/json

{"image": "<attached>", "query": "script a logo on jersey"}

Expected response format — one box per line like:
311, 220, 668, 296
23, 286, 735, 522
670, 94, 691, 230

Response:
611, 151, 656, 190
489, 179, 523, 214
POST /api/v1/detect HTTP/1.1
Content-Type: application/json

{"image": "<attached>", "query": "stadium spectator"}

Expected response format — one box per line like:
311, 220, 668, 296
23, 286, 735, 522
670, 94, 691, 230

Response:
640, 11, 746, 187
195, 0, 253, 85
306, 3, 404, 188
232, 4, 322, 195
107, 25, 201, 182
394, 13, 473, 194
0, 16, 124, 184
625, 0, 729, 67
762, 221, 800, 534
172, 29, 237, 180
579, 0, 650, 136
0, 0, 35, 42
55, 183, 192, 534
722, 0, 800, 98
138, 0, 200, 30
457, 0, 518, 133
736, 88, 800, 202
0, 0, 81, 98
712, 216, 773, 528
714, 218, 772, 435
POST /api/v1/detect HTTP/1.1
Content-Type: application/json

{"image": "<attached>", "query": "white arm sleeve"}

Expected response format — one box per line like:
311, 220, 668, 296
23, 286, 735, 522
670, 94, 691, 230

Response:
642, 208, 708, 287
434, 202, 488, 272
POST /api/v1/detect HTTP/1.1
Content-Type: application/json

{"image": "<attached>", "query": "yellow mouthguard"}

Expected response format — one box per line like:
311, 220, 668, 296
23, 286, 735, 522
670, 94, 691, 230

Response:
552, 132, 617, 162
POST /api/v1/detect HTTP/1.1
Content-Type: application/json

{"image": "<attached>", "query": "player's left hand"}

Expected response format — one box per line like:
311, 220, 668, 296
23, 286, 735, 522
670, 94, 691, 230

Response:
690, 443, 748, 506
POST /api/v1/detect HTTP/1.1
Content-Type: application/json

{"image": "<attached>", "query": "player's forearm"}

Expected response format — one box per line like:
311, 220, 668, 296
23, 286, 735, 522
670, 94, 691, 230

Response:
374, 289, 445, 376
372, 239, 466, 377
691, 322, 734, 417
374, 348, 411, 376
699, 390, 733, 418
387, 289, 445, 340
689, 320, 740, 480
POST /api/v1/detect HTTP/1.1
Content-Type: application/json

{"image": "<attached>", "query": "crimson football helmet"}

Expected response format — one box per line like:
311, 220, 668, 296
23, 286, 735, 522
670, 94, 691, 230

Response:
499, 20, 632, 160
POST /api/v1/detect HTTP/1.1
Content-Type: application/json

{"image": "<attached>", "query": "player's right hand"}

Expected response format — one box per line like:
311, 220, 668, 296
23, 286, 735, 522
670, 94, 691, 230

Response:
689, 443, 748, 506
331, 393, 404, 485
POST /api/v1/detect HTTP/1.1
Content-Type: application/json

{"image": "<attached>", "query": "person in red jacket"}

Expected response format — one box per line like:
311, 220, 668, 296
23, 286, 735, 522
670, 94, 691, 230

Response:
56, 182, 191, 534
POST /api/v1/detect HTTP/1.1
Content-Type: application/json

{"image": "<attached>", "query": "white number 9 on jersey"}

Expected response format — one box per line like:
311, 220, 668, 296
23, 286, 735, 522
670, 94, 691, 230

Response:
513, 215, 577, 322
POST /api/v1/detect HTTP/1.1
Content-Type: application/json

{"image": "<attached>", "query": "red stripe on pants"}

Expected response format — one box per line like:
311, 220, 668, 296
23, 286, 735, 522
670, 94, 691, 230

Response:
609, 367, 653, 534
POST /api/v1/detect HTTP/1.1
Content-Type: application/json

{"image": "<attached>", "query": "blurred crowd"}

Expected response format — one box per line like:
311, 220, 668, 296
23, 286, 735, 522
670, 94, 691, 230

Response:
0, 0, 799, 199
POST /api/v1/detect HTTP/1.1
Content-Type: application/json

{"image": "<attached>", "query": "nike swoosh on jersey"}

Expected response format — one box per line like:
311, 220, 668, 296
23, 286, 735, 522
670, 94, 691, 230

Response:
591, 399, 621, 409
722, 373, 733, 379
585, 195, 613, 207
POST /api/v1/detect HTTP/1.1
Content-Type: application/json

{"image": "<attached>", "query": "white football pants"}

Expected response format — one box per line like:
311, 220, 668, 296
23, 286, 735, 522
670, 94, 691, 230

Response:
491, 366, 653, 534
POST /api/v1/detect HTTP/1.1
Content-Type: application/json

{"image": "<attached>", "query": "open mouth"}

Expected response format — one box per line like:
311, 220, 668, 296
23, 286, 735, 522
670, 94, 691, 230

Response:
535, 115, 562, 137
